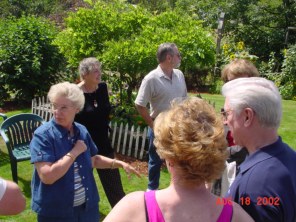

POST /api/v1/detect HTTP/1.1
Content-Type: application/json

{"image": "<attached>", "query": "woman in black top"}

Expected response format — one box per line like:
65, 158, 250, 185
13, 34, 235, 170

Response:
75, 57, 125, 207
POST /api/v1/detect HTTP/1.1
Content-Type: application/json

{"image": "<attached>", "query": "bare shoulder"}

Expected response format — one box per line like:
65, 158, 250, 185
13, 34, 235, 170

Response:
232, 201, 254, 222
120, 191, 145, 203
103, 191, 146, 222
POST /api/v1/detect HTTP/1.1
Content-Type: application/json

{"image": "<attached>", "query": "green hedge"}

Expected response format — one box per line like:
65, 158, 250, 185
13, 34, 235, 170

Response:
0, 15, 66, 103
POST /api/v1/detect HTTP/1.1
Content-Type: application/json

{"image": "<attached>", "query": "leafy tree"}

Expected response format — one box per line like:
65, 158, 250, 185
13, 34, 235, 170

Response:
175, 0, 296, 63
175, 0, 232, 29
259, 45, 296, 100
54, 1, 216, 103
278, 44, 296, 100
227, 0, 294, 61
101, 11, 215, 103
0, 0, 81, 19
127, 0, 175, 12
0, 15, 66, 102
54, 0, 150, 67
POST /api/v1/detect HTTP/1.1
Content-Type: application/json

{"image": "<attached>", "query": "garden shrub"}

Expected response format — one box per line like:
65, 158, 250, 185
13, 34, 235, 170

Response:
109, 89, 147, 128
280, 45, 296, 100
260, 47, 296, 101
55, 1, 216, 104
54, 0, 150, 68
0, 0, 77, 19
0, 15, 66, 102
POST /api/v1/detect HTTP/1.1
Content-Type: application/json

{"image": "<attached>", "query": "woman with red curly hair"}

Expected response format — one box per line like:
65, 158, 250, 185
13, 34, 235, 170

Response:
104, 97, 254, 222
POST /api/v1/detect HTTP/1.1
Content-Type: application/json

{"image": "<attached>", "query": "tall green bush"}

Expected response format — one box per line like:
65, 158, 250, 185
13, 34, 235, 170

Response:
101, 11, 215, 103
260, 46, 296, 101
0, 15, 66, 102
0, 0, 77, 18
280, 45, 296, 100
54, 0, 150, 68
54, 1, 216, 103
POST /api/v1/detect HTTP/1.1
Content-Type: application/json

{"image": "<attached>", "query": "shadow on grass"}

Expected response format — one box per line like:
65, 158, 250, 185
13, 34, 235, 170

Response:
18, 176, 32, 198
0, 149, 10, 166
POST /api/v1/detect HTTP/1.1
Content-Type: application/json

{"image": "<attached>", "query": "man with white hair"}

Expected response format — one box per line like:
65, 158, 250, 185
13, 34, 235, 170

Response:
222, 77, 296, 222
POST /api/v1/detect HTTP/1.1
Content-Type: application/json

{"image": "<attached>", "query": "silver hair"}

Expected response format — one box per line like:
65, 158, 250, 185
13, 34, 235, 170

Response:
78, 57, 101, 80
48, 82, 85, 111
156, 43, 177, 63
222, 77, 282, 128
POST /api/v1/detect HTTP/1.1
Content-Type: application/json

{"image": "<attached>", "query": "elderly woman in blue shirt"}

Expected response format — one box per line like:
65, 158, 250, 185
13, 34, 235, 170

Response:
30, 82, 140, 222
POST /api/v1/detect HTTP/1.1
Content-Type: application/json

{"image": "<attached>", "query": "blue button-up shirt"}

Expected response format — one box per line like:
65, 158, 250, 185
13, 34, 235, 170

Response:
30, 119, 99, 217
226, 137, 296, 222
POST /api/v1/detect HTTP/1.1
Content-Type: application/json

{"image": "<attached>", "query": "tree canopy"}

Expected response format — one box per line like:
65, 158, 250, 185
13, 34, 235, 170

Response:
0, 0, 295, 101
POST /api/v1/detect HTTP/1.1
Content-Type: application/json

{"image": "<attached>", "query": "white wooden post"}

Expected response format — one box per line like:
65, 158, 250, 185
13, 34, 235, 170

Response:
112, 122, 117, 150
117, 123, 123, 153
139, 127, 147, 159
122, 124, 129, 155
134, 126, 140, 158
128, 125, 134, 156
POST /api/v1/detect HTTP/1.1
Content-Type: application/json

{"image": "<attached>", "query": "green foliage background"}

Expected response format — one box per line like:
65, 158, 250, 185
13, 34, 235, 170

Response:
54, 0, 216, 103
0, 16, 66, 103
0, 0, 296, 102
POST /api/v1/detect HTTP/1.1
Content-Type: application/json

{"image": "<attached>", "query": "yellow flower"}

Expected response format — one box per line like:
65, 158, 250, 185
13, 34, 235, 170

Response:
237, 41, 245, 50
223, 44, 229, 51
223, 50, 230, 57
229, 54, 236, 60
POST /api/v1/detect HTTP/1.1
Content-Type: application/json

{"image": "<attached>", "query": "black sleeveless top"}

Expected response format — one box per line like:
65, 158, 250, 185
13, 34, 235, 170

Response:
75, 82, 113, 155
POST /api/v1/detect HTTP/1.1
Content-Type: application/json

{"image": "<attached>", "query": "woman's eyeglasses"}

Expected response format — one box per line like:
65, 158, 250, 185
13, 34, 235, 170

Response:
50, 103, 74, 113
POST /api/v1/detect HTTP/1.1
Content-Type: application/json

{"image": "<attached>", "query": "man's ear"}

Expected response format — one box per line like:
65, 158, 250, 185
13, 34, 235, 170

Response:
244, 108, 254, 126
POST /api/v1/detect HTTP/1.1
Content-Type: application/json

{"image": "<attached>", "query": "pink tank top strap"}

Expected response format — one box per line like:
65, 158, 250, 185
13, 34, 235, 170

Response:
216, 200, 233, 222
144, 191, 165, 222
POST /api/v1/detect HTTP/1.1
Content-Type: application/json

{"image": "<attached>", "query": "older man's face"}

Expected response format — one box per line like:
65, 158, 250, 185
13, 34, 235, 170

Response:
223, 98, 245, 147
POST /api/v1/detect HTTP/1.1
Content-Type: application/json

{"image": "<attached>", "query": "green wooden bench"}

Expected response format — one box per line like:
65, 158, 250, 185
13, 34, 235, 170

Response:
0, 113, 44, 183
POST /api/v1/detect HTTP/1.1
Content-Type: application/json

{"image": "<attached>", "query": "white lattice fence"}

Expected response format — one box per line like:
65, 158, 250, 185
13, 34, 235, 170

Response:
31, 97, 149, 160
31, 96, 53, 121
109, 122, 148, 160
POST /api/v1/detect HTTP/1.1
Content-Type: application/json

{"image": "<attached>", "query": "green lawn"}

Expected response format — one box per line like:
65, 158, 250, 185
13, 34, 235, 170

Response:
0, 93, 295, 221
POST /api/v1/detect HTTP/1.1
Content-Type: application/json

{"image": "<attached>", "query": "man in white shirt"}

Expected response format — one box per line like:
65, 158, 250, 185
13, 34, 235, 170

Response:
135, 43, 187, 190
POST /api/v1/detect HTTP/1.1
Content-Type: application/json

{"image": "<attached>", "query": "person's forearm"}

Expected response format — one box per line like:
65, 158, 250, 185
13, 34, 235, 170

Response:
92, 155, 141, 178
136, 105, 153, 129
36, 140, 87, 184
92, 155, 121, 169
35, 152, 77, 184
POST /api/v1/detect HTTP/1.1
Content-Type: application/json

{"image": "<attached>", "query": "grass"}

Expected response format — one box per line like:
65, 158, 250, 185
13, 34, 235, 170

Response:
0, 93, 295, 221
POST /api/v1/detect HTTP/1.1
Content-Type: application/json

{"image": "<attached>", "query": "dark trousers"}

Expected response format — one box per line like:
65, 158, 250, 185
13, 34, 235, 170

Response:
147, 128, 163, 190
97, 152, 125, 207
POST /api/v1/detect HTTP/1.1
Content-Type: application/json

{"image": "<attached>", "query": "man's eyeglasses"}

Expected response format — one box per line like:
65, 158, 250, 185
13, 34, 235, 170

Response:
221, 108, 233, 121
175, 53, 181, 58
